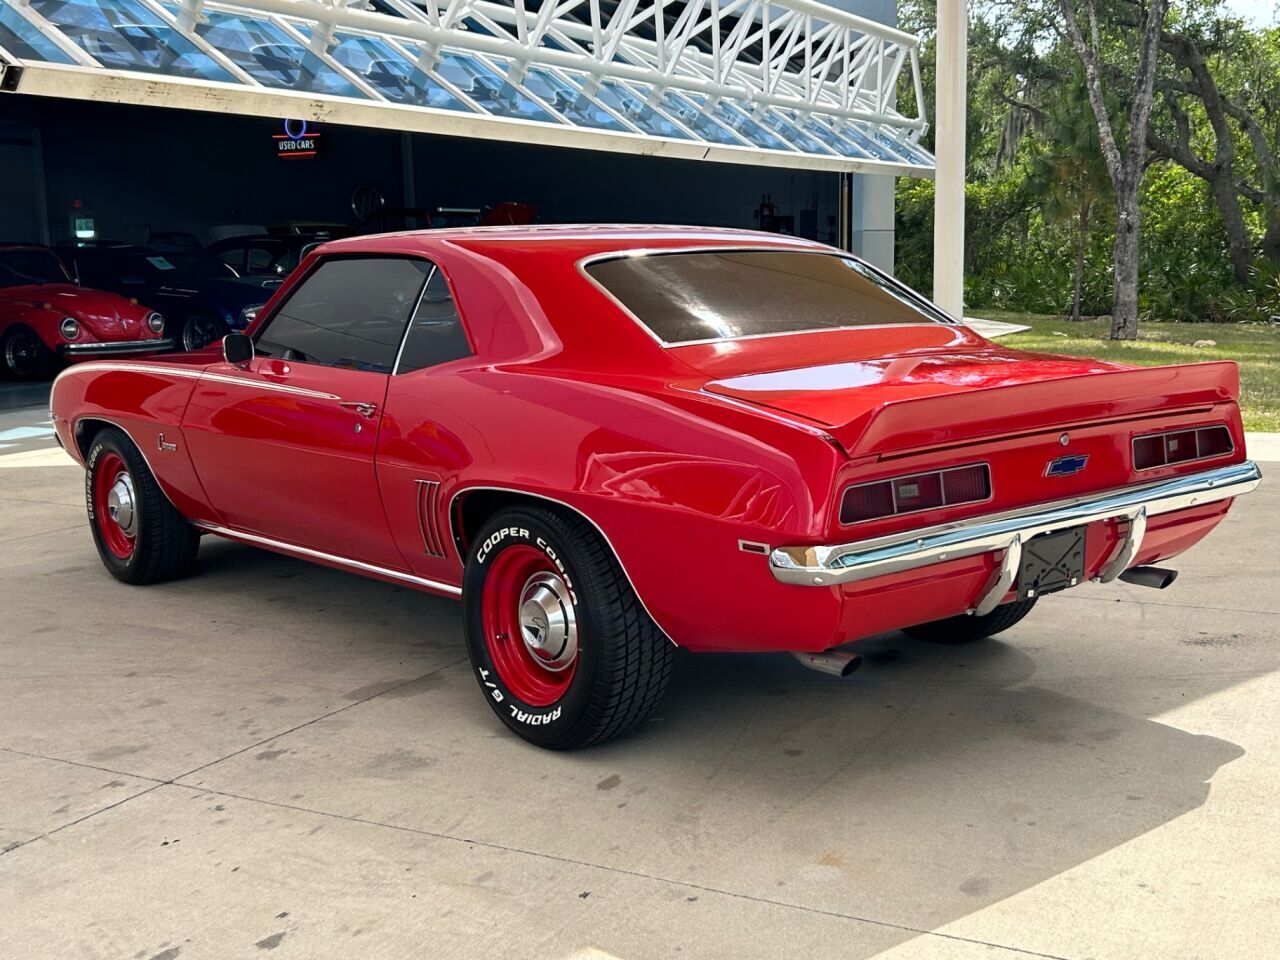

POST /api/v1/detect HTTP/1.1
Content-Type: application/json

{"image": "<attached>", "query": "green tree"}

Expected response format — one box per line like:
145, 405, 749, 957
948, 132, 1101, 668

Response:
1026, 75, 1113, 318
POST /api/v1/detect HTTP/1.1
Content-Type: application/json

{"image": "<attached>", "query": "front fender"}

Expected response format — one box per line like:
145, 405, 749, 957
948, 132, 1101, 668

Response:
50, 362, 220, 524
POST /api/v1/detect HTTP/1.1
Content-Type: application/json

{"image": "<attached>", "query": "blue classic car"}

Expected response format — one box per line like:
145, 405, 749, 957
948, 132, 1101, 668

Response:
59, 244, 280, 351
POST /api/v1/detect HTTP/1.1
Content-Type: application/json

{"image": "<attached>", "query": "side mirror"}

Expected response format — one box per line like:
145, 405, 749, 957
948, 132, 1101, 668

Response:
222, 333, 254, 368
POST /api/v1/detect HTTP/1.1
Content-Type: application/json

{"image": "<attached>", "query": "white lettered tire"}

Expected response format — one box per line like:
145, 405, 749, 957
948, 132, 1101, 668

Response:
462, 506, 673, 749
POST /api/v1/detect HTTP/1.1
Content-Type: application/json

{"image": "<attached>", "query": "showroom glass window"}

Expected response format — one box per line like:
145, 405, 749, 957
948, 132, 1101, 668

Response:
585, 250, 952, 345
395, 266, 473, 375
255, 257, 432, 373
31, 0, 234, 82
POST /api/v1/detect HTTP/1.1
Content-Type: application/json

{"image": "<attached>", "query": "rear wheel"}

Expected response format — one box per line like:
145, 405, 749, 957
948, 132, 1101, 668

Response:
903, 597, 1038, 645
463, 506, 673, 749
86, 428, 200, 584
2, 326, 55, 380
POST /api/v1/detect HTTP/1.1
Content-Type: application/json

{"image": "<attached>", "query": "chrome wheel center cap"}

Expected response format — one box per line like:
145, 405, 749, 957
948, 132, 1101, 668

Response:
107, 473, 137, 536
518, 571, 577, 672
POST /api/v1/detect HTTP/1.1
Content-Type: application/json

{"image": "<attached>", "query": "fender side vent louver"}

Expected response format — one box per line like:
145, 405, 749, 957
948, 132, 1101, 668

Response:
415, 479, 446, 558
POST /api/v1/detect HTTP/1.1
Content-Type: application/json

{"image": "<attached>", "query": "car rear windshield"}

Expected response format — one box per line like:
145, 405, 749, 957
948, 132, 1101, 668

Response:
584, 250, 950, 345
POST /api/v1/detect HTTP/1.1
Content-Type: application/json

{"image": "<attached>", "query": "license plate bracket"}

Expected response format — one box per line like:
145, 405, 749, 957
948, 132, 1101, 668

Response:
1019, 526, 1086, 599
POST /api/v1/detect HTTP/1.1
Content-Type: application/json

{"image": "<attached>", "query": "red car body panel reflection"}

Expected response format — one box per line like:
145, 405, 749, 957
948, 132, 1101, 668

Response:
50, 226, 1255, 654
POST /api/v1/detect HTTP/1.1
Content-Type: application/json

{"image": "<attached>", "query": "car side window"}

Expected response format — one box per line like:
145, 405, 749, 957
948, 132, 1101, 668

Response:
216, 245, 246, 274
254, 256, 431, 373
247, 244, 276, 274
395, 265, 473, 375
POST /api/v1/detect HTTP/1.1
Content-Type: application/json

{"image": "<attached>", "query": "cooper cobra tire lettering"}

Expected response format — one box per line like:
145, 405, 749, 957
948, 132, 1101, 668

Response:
476, 526, 530, 564
84, 444, 100, 522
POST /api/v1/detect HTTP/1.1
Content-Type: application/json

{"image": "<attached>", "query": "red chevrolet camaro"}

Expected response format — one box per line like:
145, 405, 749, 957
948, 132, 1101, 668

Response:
49, 226, 1261, 748
0, 245, 172, 378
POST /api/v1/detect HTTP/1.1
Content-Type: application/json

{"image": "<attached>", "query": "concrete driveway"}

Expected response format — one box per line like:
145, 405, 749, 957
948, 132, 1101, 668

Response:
1, 385, 1277, 960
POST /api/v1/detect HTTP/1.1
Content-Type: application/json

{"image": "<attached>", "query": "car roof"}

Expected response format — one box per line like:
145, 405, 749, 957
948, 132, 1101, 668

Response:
321, 224, 828, 258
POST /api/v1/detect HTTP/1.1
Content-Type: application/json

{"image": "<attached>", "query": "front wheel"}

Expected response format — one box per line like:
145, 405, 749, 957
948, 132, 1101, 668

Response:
86, 428, 201, 584
2, 326, 56, 380
462, 506, 673, 749
903, 597, 1038, 644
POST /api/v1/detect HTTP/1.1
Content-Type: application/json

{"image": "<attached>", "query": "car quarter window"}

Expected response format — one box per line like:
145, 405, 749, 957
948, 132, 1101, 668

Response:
215, 244, 247, 274
394, 265, 473, 375
584, 250, 952, 344
254, 256, 433, 373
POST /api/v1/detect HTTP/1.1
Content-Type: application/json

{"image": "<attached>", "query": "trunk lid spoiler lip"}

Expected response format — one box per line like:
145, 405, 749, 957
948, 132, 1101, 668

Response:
704, 361, 1240, 457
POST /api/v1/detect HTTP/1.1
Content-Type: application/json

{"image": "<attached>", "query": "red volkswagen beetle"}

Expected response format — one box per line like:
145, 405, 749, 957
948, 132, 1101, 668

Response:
0, 244, 171, 379
49, 226, 1260, 748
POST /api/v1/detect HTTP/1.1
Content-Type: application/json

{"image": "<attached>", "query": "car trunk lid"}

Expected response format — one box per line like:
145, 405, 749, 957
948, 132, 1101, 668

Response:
701, 348, 1240, 456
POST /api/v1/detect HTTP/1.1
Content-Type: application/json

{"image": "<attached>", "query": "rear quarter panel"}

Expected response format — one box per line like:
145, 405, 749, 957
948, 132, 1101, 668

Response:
380, 365, 848, 651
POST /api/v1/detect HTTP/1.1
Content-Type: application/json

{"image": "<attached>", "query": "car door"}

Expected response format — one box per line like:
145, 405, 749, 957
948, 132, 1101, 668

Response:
373, 262, 478, 581
181, 254, 434, 569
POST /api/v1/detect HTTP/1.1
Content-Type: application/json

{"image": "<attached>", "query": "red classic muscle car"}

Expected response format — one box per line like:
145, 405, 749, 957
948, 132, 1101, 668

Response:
49, 226, 1261, 748
0, 245, 172, 378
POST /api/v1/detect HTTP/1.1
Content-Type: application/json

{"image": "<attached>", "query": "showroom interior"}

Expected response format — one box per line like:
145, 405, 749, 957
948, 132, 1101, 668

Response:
0, 0, 918, 268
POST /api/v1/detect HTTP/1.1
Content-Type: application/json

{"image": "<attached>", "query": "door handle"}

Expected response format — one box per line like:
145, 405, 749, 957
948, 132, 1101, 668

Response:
338, 400, 379, 418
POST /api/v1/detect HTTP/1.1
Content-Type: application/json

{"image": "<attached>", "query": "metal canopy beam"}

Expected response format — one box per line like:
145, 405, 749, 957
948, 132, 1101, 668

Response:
0, 0, 935, 176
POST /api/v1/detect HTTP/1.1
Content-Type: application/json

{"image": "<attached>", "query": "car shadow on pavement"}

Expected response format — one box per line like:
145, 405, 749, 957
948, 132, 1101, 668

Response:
66, 537, 1255, 956
619, 630, 1247, 943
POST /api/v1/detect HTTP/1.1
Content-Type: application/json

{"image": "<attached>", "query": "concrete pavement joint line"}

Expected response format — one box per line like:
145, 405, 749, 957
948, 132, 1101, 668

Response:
169, 656, 471, 783
0, 495, 83, 507
0, 660, 468, 858
0, 745, 168, 784
0, 523, 86, 545
0, 783, 164, 858
167, 782, 1073, 960
1057, 594, 1280, 617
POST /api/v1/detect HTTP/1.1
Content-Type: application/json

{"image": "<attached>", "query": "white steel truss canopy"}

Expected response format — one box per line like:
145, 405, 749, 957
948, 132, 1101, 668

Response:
0, 0, 935, 175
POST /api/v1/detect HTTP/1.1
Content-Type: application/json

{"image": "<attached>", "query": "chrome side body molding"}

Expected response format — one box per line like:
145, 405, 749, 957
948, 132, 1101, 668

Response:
193, 523, 462, 597
769, 461, 1262, 589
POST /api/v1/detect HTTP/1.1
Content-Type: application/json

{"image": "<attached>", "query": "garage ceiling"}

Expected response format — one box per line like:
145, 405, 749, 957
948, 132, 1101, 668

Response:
0, 0, 935, 176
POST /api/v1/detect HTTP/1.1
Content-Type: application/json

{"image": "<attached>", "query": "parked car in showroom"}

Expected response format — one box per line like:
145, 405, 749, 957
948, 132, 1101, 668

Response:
205, 234, 324, 280
49, 226, 1260, 748
0, 244, 170, 379
58, 244, 277, 351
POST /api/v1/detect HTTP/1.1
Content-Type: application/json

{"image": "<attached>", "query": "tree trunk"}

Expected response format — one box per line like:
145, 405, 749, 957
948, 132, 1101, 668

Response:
1072, 200, 1090, 321
1210, 170, 1255, 283
1061, 0, 1167, 340
1112, 197, 1141, 339
1262, 215, 1280, 264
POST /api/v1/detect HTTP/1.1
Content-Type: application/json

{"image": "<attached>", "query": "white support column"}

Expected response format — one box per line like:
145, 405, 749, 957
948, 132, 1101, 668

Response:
932, 0, 966, 319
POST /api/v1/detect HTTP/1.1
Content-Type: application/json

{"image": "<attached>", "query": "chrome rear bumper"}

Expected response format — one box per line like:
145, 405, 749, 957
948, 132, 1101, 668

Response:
769, 461, 1262, 612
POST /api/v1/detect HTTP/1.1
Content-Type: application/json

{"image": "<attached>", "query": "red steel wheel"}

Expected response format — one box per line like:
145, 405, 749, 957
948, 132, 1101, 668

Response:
481, 544, 578, 707
93, 450, 137, 560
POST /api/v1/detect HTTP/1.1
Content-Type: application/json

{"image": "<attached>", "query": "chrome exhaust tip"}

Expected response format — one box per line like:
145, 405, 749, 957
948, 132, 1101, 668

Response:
1118, 565, 1179, 589
791, 650, 863, 678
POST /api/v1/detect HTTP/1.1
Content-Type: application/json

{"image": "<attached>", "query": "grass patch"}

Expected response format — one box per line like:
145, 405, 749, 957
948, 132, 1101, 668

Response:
986, 311, 1280, 432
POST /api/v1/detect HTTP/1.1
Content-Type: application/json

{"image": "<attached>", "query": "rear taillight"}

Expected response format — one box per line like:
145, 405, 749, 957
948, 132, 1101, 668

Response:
1133, 425, 1233, 471
840, 463, 991, 524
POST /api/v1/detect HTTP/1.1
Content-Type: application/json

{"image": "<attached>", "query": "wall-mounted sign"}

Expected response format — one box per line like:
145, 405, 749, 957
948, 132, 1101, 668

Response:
274, 119, 320, 159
